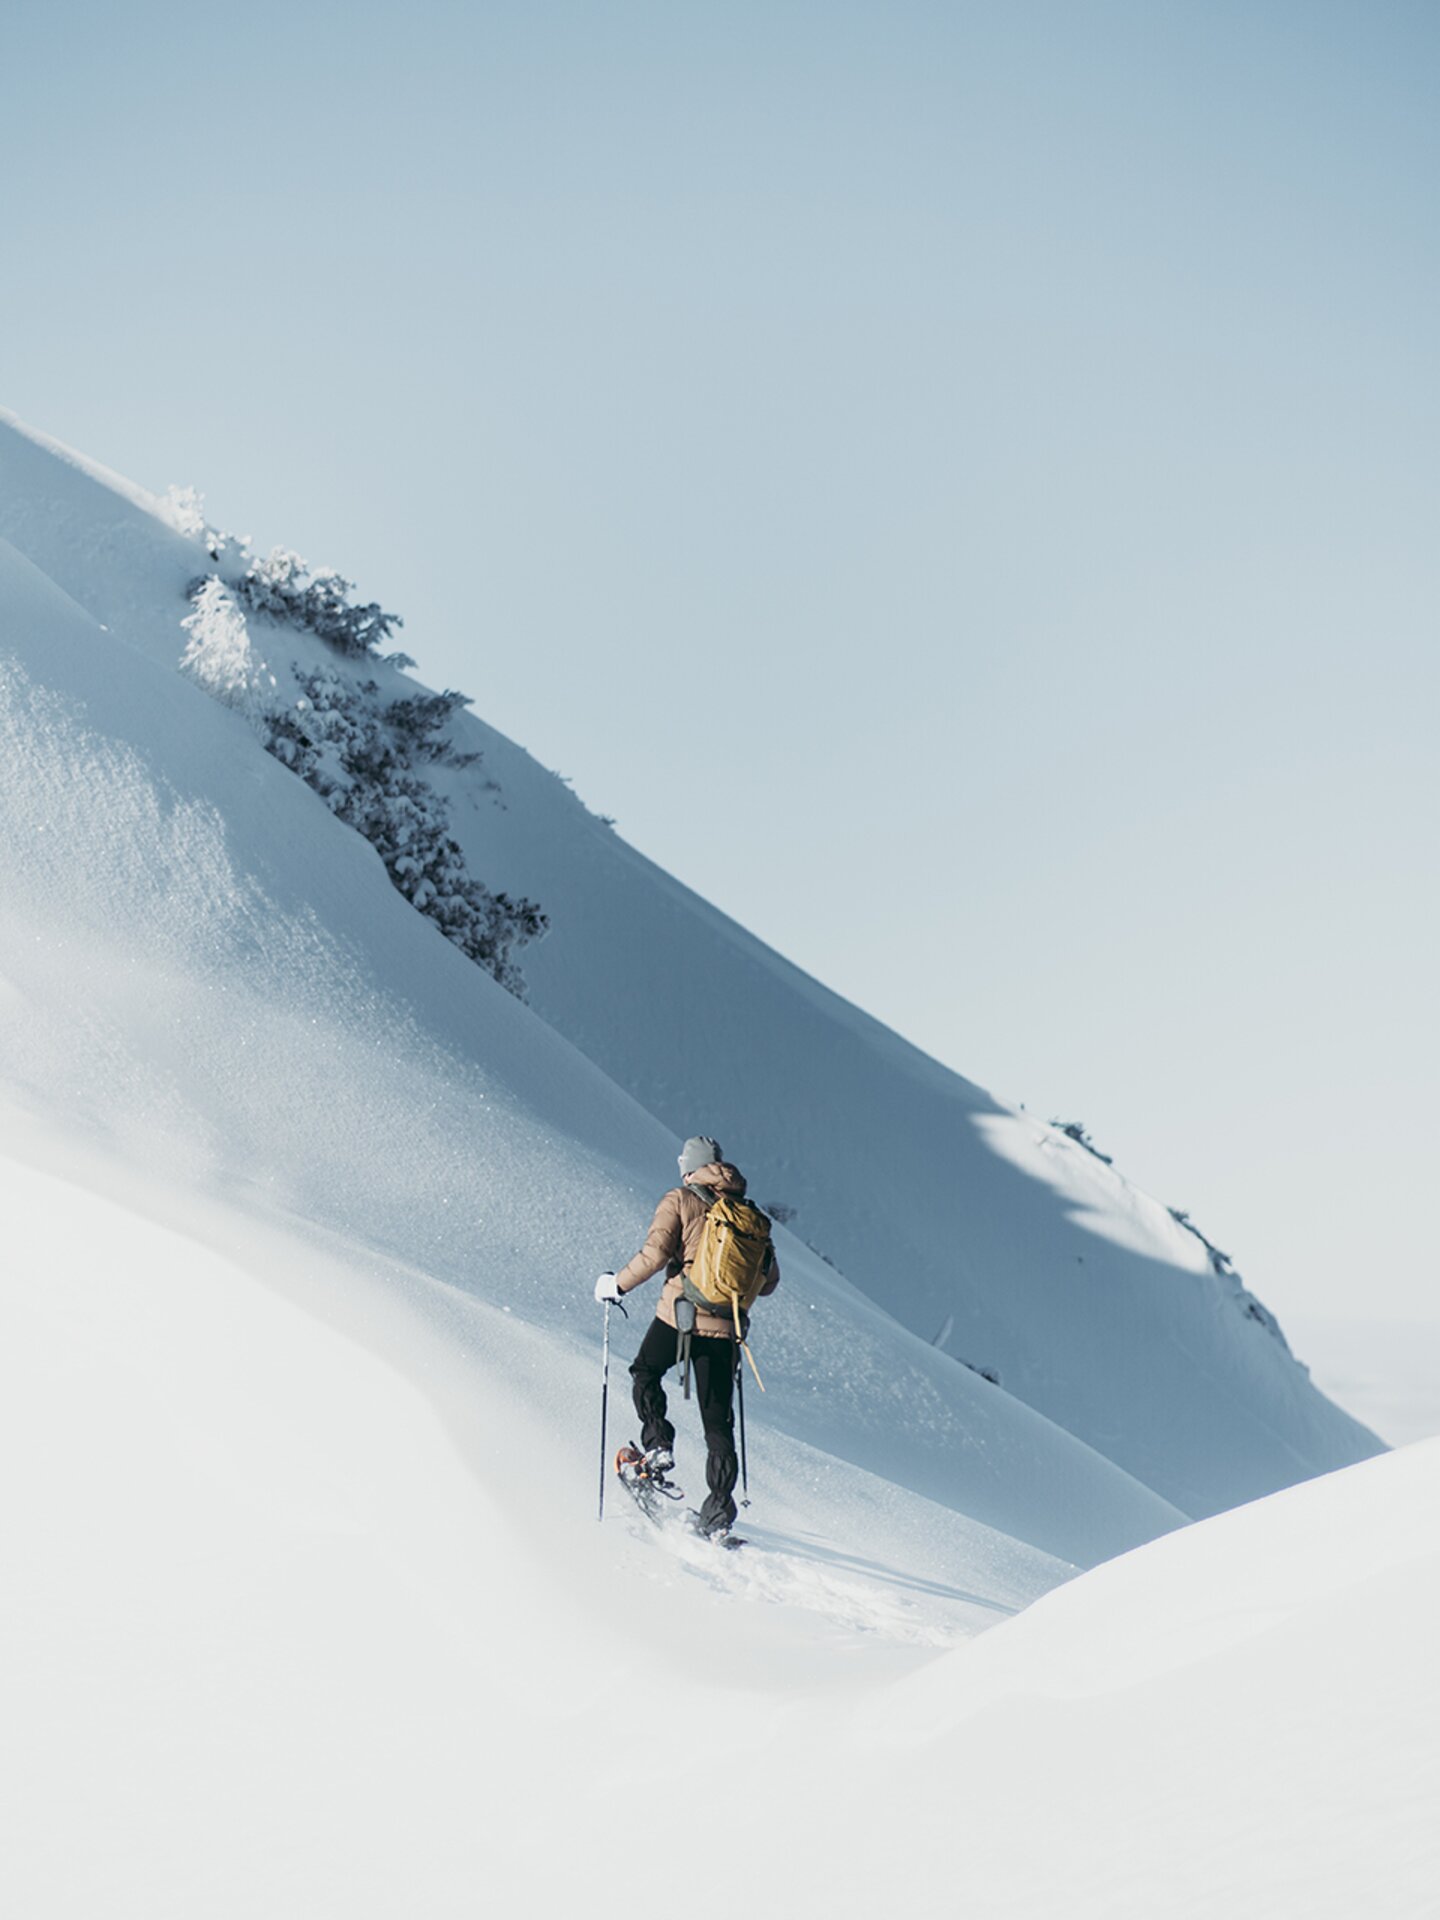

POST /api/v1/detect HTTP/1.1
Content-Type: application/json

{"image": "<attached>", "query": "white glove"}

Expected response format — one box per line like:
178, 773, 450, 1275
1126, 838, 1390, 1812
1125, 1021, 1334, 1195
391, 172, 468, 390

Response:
595, 1272, 625, 1305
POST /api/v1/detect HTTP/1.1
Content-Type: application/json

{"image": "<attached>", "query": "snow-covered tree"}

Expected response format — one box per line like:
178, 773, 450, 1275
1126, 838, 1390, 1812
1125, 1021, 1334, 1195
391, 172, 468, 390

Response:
235, 549, 403, 658
180, 577, 275, 727
385, 689, 481, 767
164, 485, 208, 539
164, 486, 229, 559
264, 668, 545, 993
180, 540, 542, 993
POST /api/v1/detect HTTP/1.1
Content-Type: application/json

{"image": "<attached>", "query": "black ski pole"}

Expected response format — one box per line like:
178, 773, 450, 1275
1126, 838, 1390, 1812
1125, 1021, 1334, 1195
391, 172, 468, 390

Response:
598, 1299, 613, 1522
736, 1338, 750, 1507
598, 1291, 629, 1522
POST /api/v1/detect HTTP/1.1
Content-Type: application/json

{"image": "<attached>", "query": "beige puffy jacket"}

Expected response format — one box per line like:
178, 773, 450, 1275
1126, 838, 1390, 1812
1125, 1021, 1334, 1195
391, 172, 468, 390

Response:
615, 1161, 780, 1339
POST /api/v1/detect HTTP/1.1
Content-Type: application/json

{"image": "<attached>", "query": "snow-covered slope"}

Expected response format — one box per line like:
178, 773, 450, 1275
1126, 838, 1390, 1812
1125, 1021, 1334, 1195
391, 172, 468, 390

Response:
0, 407, 1420, 1919
4, 1139, 1433, 1918
0, 524, 1176, 1570
0, 407, 1378, 1521
453, 733, 1373, 1515
779, 1437, 1440, 1918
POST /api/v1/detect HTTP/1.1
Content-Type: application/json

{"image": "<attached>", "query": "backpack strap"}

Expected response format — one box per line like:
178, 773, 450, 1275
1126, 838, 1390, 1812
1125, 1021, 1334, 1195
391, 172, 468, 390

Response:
674, 1297, 697, 1399
677, 1180, 714, 1309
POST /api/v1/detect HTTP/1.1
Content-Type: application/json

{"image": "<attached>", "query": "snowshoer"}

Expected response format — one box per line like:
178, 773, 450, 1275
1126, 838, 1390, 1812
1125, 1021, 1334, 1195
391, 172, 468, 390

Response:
595, 1136, 779, 1538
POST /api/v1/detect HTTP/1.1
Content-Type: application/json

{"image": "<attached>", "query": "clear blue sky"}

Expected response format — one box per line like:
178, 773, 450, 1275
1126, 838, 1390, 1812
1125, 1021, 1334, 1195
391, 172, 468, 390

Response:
4, 0, 1437, 1322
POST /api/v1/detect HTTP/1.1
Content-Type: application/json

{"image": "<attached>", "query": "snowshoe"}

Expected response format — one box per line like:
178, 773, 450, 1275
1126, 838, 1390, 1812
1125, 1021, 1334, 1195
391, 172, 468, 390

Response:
686, 1509, 747, 1551
615, 1441, 685, 1525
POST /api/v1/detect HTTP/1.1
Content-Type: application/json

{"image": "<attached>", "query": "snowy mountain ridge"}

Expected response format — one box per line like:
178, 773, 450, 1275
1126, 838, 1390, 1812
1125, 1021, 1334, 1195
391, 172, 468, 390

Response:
0, 404, 1376, 1520
0, 509, 1180, 1572
2, 407, 1429, 1919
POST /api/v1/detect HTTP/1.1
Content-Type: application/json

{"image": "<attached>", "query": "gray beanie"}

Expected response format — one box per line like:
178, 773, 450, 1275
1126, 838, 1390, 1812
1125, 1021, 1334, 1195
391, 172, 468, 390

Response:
678, 1135, 723, 1179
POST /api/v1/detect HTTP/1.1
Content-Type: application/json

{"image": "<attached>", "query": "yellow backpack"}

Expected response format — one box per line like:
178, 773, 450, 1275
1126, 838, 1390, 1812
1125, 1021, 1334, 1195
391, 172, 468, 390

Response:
680, 1190, 774, 1383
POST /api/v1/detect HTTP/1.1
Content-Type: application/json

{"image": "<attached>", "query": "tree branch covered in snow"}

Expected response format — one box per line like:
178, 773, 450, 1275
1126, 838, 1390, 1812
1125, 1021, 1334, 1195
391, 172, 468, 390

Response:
267, 668, 545, 992
173, 490, 406, 662
180, 578, 276, 726
231, 548, 404, 659
180, 572, 546, 996
164, 485, 229, 558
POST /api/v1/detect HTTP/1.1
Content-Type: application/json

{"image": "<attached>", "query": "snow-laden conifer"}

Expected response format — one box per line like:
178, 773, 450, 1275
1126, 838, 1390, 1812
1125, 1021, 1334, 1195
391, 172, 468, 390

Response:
265, 667, 545, 993
176, 508, 546, 996
180, 576, 275, 727
235, 548, 403, 658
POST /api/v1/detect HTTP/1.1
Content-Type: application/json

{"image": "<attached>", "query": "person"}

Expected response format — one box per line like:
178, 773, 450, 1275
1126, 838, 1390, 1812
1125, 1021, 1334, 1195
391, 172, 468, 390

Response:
595, 1136, 779, 1537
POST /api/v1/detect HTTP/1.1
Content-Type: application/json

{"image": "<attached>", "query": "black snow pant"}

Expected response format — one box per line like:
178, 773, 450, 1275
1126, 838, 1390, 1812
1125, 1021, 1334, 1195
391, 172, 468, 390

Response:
629, 1316, 739, 1535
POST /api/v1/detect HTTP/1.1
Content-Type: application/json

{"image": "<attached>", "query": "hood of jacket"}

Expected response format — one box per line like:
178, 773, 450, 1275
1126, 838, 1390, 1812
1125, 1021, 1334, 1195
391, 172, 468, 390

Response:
684, 1161, 746, 1197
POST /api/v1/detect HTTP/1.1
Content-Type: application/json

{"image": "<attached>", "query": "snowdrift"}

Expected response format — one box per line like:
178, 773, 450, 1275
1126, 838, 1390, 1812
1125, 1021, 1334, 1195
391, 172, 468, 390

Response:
825, 1437, 1440, 1917
4, 1141, 1432, 1919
